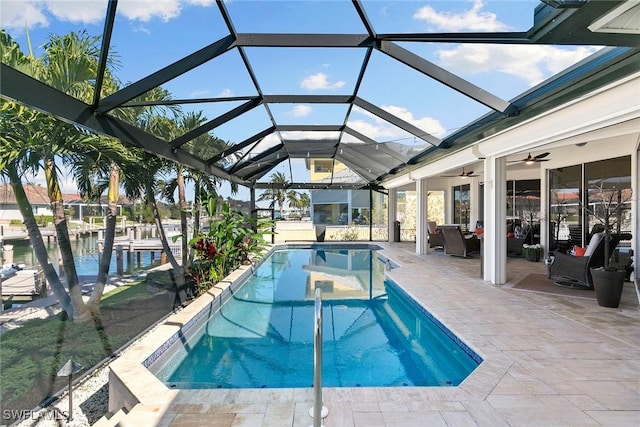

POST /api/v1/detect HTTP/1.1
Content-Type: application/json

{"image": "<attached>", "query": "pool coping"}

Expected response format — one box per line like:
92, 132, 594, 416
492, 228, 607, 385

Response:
108, 243, 509, 413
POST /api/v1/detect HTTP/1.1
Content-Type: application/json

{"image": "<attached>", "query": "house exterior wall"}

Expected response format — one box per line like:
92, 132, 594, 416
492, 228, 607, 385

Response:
0, 203, 53, 222
382, 72, 640, 291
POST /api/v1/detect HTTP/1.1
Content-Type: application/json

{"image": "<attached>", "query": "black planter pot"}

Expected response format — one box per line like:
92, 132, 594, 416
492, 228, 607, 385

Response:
590, 268, 626, 308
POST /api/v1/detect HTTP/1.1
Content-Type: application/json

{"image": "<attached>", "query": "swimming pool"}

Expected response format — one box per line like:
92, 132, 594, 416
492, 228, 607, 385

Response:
148, 245, 481, 389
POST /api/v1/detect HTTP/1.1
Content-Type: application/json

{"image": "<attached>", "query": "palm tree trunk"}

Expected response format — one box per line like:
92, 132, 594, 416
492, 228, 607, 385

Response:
189, 180, 202, 268
146, 182, 185, 287
7, 165, 75, 319
45, 158, 90, 321
87, 164, 119, 313
177, 168, 189, 270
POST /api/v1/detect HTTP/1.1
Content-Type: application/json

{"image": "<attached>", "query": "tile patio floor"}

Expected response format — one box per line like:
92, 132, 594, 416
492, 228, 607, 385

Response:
114, 242, 640, 426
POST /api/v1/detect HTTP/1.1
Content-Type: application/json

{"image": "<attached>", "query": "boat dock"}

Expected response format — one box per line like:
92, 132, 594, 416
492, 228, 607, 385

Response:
0, 269, 46, 308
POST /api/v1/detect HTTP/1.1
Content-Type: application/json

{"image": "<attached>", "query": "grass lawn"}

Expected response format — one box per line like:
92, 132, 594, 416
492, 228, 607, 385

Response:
0, 275, 176, 423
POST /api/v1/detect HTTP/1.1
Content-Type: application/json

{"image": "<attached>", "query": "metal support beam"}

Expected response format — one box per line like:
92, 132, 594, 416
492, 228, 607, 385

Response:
171, 98, 263, 149
276, 125, 343, 132
378, 41, 512, 114
93, 0, 118, 109
262, 95, 353, 104
0, 65, 250, 187
353, 97, 442, 146
96, 35, 236, 113
235, 33, 372, 47
206, 126, 275, 165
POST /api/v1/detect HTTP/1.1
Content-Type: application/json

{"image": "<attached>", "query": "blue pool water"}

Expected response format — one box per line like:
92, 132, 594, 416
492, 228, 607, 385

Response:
150, 246, 480, 388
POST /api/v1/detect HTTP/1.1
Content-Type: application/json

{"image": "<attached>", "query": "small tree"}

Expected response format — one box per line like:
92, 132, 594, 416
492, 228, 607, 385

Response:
581, 181, 632, 270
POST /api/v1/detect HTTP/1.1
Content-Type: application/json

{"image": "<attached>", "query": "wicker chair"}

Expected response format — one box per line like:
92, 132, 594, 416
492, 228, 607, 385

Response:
427, 221, 445, 249
439, 224, 480, 258
547, 232, 630, 289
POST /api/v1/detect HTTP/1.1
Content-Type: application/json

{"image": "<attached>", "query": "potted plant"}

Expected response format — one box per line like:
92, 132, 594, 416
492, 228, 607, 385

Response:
583, 180, 632, 308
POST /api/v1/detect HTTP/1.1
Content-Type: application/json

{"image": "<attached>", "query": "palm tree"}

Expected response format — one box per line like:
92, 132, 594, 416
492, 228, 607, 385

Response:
39, 31, 119, 320
122, 107, 188, 294
0, 31, 98, 320
163, 111, 240, 268
298, 192, 310, 217
71, 137, 139, 313
286, 190, 299, 216
257, 172, 288, 218
1, 30, 128, 320
0, 102, 76, 318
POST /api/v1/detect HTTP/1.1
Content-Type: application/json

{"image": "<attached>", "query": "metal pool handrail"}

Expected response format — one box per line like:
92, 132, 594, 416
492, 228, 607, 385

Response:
310, 287, 328, 426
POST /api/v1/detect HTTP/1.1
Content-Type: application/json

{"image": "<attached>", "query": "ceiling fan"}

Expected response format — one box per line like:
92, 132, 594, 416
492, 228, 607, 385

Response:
441, 167, 479, 178
513, 152, 551, 164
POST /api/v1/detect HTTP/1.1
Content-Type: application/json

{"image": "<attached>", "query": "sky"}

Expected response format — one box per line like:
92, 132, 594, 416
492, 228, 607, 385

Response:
1, 0, 600, 204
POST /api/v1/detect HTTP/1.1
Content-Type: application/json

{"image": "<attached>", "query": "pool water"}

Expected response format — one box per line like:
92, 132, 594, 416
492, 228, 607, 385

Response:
150, 247, 480, 388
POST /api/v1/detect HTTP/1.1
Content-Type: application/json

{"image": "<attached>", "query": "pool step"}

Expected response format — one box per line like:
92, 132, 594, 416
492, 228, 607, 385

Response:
94, 403, 176, 426
93, 408, 128, 427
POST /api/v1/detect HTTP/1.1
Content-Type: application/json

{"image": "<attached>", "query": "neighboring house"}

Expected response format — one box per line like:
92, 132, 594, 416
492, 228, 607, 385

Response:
0, 184, 55, 222
307, 160, 374, 225
0, 183, 115, 224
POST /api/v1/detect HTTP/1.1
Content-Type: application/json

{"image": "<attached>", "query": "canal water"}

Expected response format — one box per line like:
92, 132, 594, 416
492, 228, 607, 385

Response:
5, 231, 167, 276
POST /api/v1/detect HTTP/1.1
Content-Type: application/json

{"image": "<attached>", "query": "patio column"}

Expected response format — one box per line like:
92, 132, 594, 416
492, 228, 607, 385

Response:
250, 187, 256, 221
388, 188, 397, 242
483, 156, 507, 284
416, 178, 428, 255
634, 139, 640, 303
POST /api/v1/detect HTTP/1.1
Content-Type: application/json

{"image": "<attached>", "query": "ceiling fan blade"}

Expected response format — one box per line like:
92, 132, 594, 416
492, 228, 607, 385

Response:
534, 152, 550, 159
465, 171, 474, 176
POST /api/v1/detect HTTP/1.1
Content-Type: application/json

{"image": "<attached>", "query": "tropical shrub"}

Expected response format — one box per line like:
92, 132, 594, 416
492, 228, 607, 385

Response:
188, 199, 273, 296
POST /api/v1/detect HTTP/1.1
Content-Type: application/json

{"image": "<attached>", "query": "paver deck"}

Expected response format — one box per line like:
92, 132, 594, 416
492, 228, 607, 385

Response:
110, 242, 640, 426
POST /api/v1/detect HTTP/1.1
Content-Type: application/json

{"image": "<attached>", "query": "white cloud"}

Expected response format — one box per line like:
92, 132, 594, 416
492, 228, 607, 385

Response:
218, 88, 233, 97
300, 72, 345, 91
188, 89, 210, 97
1, 1, 50, 32
118, 0, 182, 23
1, 0, 215, 31
411, 0, 599, 87
289, 105, 312, 117
413, 0, 509, 32
436, 44, 598, 86
349, 106, 445, 143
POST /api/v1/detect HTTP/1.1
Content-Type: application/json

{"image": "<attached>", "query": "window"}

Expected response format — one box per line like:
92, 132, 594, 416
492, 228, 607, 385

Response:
314, 160, 333, 173
585, 156, 631, 235
452, 184, 471, 231
507, 179, 540, 241
548, 155, 630, 249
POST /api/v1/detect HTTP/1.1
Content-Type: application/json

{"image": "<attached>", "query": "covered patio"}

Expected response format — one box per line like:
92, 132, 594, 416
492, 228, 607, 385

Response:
1, 1, 640, 425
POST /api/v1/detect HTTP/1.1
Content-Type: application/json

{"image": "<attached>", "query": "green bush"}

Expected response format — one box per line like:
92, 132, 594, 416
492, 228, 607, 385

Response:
35, 215, 53, 226
188, 196, 273, 296
9, 219, 23, 226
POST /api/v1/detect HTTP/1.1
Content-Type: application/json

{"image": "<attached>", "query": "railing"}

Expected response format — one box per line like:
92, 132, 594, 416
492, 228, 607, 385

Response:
310, 287, 328, 426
